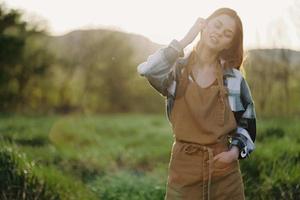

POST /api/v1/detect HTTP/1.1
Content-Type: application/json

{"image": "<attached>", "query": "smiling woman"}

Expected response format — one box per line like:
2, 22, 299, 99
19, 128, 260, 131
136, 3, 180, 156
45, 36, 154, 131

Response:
137, 7, 256, 200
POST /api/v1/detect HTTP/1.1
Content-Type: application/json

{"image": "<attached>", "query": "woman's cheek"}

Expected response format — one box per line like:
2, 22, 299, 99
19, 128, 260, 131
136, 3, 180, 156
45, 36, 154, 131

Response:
223, 39, 232, 49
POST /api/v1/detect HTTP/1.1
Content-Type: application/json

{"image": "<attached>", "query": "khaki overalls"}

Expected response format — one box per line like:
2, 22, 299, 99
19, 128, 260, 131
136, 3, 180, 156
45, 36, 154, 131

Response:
165, 59, 246, 200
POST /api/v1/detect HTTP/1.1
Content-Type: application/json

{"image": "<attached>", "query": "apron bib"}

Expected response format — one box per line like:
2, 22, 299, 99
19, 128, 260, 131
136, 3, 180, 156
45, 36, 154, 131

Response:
165, 59, 245, 200
170, 59, 237, 144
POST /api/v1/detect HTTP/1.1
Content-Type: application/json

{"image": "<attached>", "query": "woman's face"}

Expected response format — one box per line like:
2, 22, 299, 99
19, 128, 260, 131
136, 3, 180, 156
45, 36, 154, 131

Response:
201, 14, 236, 52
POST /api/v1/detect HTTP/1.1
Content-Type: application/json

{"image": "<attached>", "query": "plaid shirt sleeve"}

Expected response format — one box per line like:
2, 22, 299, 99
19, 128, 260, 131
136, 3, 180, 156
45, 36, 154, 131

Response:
136, 39, 184, 97
229, 77, 257, 160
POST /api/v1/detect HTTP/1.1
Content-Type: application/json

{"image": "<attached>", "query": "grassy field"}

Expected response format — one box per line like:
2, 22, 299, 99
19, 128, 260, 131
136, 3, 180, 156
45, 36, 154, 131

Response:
0, 114, 299, 199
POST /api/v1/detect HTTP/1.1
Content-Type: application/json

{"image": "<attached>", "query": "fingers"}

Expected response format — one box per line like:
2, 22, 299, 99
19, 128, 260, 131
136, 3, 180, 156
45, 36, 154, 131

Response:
213, 151, 226, 161
213, 154, 220, 161
196, 17, 205, 23
213, 152, 234, 163
200, 19, 207, 30
196, 17, 206, 29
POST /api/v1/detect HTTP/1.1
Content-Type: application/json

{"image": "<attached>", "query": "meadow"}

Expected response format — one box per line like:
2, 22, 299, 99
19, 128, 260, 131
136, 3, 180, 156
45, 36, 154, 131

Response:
0, 114, 299, 200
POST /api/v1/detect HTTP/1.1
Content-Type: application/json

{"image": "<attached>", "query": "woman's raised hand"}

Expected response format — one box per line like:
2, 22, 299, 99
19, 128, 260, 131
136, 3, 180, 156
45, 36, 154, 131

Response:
179, 17, 207, 48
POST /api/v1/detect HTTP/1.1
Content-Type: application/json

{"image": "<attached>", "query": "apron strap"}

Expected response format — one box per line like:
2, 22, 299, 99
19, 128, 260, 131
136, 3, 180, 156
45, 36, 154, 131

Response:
174, 52, 196, 99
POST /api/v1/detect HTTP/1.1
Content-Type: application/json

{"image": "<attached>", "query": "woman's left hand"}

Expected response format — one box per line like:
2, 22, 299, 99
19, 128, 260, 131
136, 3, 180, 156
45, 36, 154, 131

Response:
213, 146, 239, 163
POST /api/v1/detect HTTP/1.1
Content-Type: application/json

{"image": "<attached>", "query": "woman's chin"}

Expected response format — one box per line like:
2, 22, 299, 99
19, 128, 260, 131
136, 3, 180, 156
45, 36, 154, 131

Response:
204, 40, 220, 51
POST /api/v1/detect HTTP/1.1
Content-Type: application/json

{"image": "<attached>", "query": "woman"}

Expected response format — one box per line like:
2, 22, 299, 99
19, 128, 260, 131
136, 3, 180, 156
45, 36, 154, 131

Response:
137, 7, 256, 200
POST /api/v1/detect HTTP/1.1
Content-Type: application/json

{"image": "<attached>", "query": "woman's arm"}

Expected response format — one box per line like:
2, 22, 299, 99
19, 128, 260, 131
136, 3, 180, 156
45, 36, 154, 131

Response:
229, 77, 257, 159
137, 39, 185, 97
137, 18, 206, 97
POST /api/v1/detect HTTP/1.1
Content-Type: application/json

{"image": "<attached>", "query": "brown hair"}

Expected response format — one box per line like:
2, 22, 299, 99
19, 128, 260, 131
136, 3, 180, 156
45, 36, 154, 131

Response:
190, 7, 244, 70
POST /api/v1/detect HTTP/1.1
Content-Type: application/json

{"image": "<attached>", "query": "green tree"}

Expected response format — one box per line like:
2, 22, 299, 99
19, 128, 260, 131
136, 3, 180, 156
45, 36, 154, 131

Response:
0, 5, 54, 112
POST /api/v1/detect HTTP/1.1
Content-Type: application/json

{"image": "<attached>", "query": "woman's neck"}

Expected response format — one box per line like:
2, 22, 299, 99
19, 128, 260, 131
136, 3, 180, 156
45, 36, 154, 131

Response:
195, 40, 219, 68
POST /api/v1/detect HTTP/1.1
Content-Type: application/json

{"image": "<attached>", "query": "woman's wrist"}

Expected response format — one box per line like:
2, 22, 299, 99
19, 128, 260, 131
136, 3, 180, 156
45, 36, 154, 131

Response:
228, 146, 239, 160
179, 17, 206, 48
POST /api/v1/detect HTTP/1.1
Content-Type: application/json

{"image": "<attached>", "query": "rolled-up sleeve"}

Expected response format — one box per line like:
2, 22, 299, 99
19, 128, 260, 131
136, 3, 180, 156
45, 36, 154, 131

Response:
137, 39, 184, 97
229, 77, 257, 159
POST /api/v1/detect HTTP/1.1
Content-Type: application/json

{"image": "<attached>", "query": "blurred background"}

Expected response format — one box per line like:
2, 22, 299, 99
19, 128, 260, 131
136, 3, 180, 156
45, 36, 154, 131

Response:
0, 0, 299, 199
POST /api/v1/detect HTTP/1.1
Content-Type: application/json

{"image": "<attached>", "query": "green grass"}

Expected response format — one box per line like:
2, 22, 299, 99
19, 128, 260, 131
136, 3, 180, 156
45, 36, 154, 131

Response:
0, 114, 299, 199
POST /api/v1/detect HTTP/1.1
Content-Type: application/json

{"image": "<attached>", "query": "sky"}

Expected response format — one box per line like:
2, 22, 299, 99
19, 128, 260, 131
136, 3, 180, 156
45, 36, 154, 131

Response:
4, 0, 300, 50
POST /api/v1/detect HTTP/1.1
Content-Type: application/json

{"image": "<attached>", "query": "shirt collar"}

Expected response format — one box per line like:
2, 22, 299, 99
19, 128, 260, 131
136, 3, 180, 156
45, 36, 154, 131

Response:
220, 59, 236, 77
223, 67, 235, 77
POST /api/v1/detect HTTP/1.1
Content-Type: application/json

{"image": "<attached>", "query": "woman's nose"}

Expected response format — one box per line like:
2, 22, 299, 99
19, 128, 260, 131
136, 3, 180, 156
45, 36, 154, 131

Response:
215, 29, 222, 38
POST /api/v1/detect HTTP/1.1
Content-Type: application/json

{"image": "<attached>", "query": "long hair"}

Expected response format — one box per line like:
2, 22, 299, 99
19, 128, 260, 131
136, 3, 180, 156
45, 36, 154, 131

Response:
190, 7, 244, 70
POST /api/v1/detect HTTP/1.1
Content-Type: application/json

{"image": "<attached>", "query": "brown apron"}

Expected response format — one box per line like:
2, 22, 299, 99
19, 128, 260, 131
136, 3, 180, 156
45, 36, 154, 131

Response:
165, 60, 245, 200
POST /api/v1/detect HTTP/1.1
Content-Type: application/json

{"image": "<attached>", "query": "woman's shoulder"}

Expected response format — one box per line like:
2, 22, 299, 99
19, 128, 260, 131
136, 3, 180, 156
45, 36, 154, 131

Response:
224, 67, 244, 79
224, 67, 247, 90
232, 68, 243, 77
225, 68, 246, 112
232, 68, 248, 82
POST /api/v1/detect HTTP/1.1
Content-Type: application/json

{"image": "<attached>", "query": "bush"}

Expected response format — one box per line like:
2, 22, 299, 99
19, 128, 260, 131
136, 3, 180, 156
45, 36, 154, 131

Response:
89, 170, 165, 200
0, 144, 98, 200
0, 145, 60, 200
241, 150, 300, 200
258, 127, 285, 141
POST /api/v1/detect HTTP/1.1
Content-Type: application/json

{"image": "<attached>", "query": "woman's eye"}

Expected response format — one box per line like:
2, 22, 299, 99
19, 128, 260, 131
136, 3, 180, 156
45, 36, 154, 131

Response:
224, 31, 233, 38
225, 33, 232, 38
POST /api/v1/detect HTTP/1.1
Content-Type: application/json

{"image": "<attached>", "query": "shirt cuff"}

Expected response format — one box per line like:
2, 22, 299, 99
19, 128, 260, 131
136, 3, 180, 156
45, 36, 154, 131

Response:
229, 134, 249, 159
163, 39, 184, 64
169, 39, 184, 56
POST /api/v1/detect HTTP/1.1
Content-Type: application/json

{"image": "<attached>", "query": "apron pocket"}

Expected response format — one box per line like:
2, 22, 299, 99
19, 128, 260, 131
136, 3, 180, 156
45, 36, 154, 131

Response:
168, 149, 205, 187
214, 159, 232, 170
213, 159, 238, 177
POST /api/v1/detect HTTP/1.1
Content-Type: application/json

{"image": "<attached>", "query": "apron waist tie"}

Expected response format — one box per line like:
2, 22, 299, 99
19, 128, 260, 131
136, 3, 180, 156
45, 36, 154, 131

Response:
179, 139, 227, 200
203, 146, 213, 200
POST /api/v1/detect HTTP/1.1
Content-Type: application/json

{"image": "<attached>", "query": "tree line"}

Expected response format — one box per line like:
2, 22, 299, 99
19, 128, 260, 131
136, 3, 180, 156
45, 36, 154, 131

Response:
0, 5, 299, 117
